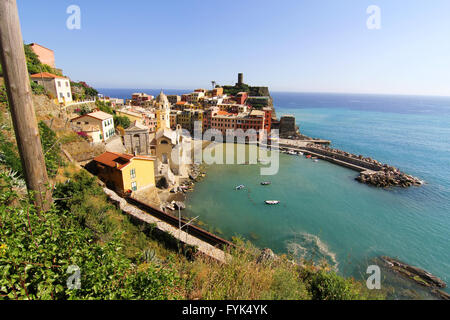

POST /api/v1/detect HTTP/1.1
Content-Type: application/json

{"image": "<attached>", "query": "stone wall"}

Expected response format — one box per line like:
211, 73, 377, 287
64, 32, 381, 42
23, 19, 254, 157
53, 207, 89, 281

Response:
303, 146, 383, 171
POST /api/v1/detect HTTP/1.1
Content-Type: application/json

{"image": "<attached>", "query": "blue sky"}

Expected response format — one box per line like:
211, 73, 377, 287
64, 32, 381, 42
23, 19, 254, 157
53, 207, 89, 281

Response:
17, 0, 450, 96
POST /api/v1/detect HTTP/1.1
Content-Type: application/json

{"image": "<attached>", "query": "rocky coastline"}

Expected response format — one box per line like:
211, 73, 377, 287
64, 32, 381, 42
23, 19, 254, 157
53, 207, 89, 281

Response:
163, 163, 206, 212
306, 143, 423, 188
379, 256, 449, 300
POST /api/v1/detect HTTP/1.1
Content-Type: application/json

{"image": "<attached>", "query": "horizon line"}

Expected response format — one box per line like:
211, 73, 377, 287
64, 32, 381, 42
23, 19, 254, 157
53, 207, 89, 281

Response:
95, 87, 450, 99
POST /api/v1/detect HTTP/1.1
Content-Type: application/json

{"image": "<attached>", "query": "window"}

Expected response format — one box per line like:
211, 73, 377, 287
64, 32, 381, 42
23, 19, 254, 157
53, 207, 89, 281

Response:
66, 82, 69, 87
58, 81, 61, 87
59, 93, 63, 98
131, 181, 137, 191
67, 92, 71, 98
130, 168, 136, 179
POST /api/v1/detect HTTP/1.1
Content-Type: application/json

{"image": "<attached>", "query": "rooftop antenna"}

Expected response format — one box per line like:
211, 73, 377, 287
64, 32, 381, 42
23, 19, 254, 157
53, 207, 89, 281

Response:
211, 81, 216, 90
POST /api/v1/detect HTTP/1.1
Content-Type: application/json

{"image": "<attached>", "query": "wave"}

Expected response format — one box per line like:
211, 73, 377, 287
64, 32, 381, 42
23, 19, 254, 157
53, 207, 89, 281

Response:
285, 232, 338, 270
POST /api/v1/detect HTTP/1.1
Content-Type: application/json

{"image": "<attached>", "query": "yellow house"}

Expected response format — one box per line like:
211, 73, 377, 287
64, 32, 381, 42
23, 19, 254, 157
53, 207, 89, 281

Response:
92, 151, 155, 195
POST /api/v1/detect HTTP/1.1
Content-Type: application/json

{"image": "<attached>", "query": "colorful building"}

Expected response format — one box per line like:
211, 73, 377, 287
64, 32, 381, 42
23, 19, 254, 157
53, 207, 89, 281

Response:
71, 111, 115, 142
31, 72, 72, 104
92, 151, 156, 195
154, 91, 171, 131
29, 43, 55, 68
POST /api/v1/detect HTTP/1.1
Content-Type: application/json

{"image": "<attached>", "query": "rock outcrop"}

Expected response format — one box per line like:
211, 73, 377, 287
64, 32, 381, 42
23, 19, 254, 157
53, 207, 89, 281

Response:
380, 256, 446, 289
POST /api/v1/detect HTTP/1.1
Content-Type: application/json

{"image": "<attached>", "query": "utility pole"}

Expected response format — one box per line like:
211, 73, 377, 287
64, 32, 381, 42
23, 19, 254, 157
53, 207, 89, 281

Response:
0, 0, 52, 212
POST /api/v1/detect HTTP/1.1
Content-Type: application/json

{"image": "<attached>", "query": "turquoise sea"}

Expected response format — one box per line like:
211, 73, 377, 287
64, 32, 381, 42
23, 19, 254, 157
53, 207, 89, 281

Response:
100, 89, 450, 298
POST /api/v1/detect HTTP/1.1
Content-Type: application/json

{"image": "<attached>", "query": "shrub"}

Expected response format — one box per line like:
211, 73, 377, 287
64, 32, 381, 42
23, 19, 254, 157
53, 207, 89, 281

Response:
306, 269, 362, 300
114, 115, 130, 129
0, 171, 182, 300
95, 100, 114, 115
30, 81, 46, 95
38, 121, 64, 178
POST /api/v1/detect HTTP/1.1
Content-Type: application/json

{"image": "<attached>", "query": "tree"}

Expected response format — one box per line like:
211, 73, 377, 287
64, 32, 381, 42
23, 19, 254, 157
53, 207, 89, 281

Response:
114, 115, 130, 129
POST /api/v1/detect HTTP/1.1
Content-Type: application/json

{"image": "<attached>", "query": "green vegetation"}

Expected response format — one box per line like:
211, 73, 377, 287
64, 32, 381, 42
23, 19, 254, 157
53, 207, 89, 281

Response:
0, 165, 385, 300
222, 83, 251, 96
0, 118, 65, 178
114, 115, 131, 129
71, 81, 99, 100
0, 171, 182, 299
222, 83, 270, 97
38, 121, 65, 178
95, 100, 114, 115
0, 84, 8, 105
30, 81, 46, 95
24, 44, 61, 76
0, 89, 385, 300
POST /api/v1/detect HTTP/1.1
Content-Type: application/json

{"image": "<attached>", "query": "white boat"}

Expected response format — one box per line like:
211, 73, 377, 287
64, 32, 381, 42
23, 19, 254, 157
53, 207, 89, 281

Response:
265, 200, 280, 205
260, 181, 271, 186
314, 159, 319, 162
235, 184, 245, 190
298, 152, 304, 156
287, 150, 297, 155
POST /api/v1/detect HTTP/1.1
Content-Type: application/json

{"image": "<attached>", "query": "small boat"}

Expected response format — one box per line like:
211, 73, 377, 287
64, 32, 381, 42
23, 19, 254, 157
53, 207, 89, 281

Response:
298, 152, 304, 156
261, 181, 271, 186
265, 200, 280, 205
314, 159, 319, 162
287, 150, 297, 155
306, 155, 312, 159
235, 184, 245, 190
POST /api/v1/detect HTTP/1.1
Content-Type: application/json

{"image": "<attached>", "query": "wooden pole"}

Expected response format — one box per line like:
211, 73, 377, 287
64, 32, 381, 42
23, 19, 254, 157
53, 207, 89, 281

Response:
0, 0, 52, 212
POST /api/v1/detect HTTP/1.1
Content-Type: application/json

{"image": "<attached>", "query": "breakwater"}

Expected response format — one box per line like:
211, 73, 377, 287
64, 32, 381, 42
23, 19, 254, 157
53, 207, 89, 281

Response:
304, 143, 423, 188
275, 140, 423, 188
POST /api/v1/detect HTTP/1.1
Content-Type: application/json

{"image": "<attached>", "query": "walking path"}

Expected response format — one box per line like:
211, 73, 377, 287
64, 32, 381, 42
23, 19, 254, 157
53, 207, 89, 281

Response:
103, 187, 229, 263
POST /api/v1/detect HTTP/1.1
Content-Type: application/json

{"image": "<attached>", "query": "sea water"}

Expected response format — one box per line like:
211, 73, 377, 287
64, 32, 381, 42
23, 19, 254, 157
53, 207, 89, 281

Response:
100, 89, 450, 298
185, 93, 450, 298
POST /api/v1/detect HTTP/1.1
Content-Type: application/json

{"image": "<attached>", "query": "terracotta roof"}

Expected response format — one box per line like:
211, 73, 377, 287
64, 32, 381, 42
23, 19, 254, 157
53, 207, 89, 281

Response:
93, 152, 134, 170
94, 151, 155, 170
176, 101, 187, 105
217, 111, 233, 116
30, 72, 66, 79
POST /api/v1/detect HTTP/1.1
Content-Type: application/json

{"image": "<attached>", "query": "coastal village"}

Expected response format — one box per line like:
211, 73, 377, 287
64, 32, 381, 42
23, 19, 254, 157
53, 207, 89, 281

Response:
0, 38, 445, 301
28, 43, 423, 213
28, 43, 302, 212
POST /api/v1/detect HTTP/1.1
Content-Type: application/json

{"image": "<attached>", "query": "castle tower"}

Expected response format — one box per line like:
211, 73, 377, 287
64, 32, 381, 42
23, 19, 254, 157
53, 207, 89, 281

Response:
238, 73, 243, 85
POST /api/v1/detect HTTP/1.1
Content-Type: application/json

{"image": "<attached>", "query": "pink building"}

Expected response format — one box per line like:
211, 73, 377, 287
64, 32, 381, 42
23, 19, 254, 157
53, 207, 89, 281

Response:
29, 43, 55, 68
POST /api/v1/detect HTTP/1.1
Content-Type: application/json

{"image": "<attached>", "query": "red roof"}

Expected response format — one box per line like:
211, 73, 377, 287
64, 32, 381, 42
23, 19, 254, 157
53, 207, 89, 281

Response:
93, 152, 133, 170
93, 151, 154, 170
31, 72, 67, 79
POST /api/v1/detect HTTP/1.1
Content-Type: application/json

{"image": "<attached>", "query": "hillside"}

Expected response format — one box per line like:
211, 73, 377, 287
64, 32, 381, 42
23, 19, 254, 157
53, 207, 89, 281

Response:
0, 83, 386, 300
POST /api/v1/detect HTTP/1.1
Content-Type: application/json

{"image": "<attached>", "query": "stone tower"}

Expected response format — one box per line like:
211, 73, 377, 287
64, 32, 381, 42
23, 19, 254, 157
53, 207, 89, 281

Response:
238, 73, 243, 85
155, 90, 171, 130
